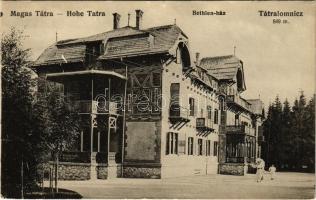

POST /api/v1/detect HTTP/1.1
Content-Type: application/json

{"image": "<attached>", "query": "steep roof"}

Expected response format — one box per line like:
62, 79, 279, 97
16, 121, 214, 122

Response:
199, 55, 241, 80
34, 44, 86, 66
33, 25, 184, 67
247, 99, 264, 115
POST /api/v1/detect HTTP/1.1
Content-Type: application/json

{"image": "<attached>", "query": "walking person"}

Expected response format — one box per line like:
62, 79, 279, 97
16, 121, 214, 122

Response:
269, 164, 276, 180
255, 158, 265, 182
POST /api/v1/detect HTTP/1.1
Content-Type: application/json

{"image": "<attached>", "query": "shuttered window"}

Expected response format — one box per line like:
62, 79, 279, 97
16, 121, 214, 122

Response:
213, 141, 218, 156
189, 98, 195, 116
188, 137, 194, 155
166, 132, 178, 155
198, 139, 203, 156
206, 140, 211, 156
214, 109, 219, 124
207, 106, 212, 120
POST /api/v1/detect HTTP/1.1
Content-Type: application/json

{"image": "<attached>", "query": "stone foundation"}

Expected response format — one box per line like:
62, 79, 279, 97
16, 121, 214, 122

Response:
45, 162, 159, 179
96, 164, 108, 179
123, 166, 161, 178
219, 163, 247, 176
55, 162, 91, 180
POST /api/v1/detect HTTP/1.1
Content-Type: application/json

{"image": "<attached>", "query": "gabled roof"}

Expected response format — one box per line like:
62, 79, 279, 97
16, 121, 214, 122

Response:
200, 55, 241, 80
33, 25, 185, 67
247, 99, 264, 115
56, 26, 147, 46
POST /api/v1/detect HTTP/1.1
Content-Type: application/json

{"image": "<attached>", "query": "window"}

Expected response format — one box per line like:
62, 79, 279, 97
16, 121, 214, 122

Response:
189, 98, 195, 116
213, 141, 218, 156
198, 139, 203, 156
152, 73, 161, 87
188, 137, 194, 155
170, 83, 180, 116
235, 114, 240, 126
219, 98, 225, 111
207, 106, 212, 120
166, 132, 178, 155
214, 109, 219, 124
206, 140, 211, 156
170, 83, 180, 105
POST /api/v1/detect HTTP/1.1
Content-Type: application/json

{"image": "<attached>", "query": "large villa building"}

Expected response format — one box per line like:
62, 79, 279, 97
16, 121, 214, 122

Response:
32, 10, 264, 179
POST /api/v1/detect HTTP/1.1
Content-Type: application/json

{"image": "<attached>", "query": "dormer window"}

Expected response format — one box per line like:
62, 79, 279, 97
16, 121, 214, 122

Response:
86, 42, 102, 65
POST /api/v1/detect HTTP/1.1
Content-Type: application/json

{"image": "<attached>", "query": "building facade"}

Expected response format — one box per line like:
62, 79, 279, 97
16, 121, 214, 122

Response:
33, 10, 264, 180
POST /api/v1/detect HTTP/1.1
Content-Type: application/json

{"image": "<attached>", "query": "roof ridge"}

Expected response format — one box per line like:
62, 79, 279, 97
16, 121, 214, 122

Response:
145, 24, 176, 30
201, 55, 235, 61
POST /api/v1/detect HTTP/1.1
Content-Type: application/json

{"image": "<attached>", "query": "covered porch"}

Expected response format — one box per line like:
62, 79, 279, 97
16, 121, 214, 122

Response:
46, 69, 127, 179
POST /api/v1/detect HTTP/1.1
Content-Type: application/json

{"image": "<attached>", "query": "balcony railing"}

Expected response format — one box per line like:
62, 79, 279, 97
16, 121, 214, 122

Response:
226, 156, 255, 163
73, 100, 118, 114
226, 95, 252, 111
57, 151, 91, 163
97, 101, 118, 115
225, 125, 255, 135
258, 135, 265, 142
196, 118, 214, 132
169, 104, 190, 123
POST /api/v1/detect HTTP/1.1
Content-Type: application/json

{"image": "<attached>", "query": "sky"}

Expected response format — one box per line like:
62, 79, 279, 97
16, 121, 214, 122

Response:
1, 1, 315, 108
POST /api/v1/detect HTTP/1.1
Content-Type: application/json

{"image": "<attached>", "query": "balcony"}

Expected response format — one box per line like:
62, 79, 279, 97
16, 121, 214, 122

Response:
196, 118, 214, 132
224, 125, 255, 136
169, 104, 190, 123
258, 135, 265, 142
73, 100, 118, 115
226, 95, 252, 112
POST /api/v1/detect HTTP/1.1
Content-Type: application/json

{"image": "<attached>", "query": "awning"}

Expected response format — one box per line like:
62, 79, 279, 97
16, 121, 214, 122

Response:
46, 69, 127, 82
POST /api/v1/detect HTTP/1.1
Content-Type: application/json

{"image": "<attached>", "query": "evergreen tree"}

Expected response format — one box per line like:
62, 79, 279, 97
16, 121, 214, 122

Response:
302, 96, 315, 171
1, 28, 37, 197
32, 79, 81, 192
262, 92, 315, 172
268, 96, 283, 167
279, 99, 292, 169
291, 92, 307, 170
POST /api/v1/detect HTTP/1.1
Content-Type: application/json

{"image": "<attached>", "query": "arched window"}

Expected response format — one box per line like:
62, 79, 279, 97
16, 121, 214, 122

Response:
237, 69, 243, 91
177, 42, 191, 71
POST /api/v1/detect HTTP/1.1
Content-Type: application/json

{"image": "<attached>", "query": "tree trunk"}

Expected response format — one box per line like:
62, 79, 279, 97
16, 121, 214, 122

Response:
54, 152, 59, 193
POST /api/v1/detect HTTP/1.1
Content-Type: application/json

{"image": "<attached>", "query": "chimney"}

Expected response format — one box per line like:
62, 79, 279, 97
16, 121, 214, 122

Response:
135, 9, 143, 29
113, 13, 121, 30
195, 52, 200, 66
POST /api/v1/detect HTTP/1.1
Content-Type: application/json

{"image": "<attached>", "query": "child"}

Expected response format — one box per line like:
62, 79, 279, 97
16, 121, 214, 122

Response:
269, 164, 276, 180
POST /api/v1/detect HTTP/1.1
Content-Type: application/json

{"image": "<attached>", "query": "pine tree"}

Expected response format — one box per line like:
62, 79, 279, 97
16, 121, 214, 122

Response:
279, 99, 292, 169
291, 92, 307, 170
1, 28, 37, 197
302, 96, 315, 171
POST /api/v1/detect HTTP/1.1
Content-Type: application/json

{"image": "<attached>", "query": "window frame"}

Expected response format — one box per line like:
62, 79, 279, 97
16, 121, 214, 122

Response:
198, 139, 203, 156
214, 109, 219, 124
187, 137, 194, 155
189, 97, 195, 116
213, 141, 218, 156
166, 132, 179, 155
206, 140, 211, 156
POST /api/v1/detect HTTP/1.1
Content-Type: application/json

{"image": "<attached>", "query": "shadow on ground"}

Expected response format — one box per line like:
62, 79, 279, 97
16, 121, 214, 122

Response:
25, 187, 82, 199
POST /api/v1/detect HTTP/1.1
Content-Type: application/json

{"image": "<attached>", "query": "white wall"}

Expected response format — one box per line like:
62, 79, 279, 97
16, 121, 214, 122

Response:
160, 49, 219, 178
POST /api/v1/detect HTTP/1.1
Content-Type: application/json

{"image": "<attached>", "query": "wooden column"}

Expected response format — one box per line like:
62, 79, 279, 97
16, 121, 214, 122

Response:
107, 78, 111, 163
98, 131, 100, 152
121, 64, 128, 176
90, 78, 94, 152
80, 130, 83, 152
